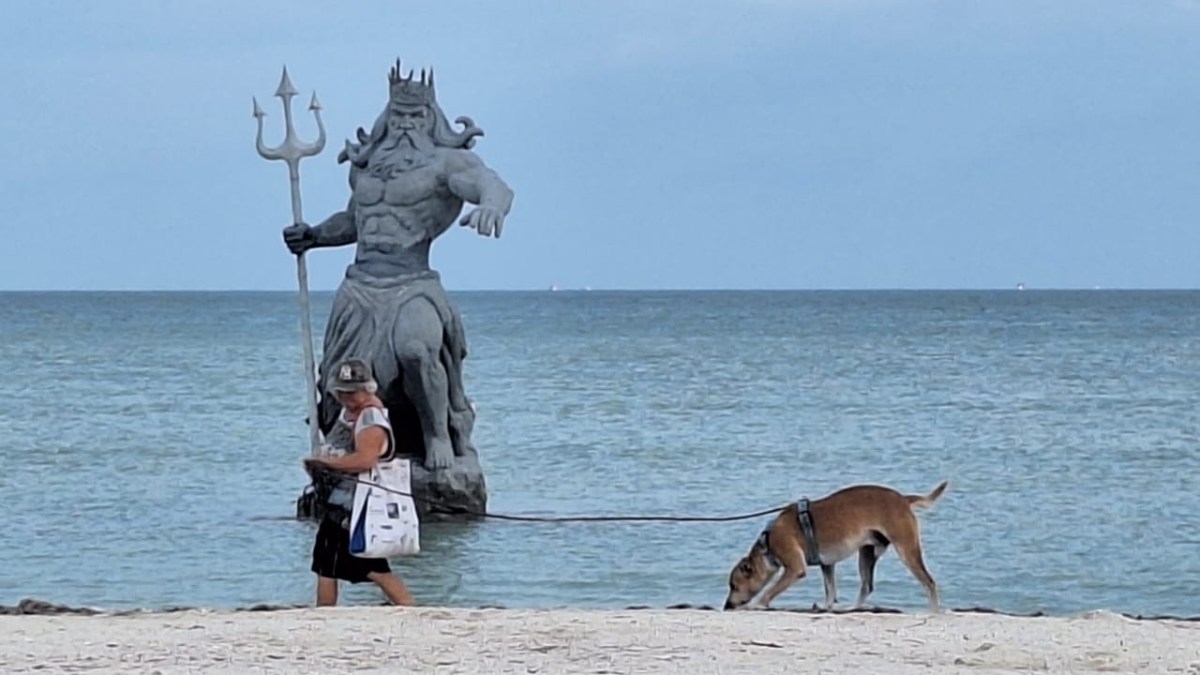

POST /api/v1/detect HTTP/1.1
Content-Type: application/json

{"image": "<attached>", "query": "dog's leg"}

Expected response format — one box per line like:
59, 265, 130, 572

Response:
893, 537, 940, 613
819, 564, 837, 610
757, 566, 806, 609
854, 544, 884, 608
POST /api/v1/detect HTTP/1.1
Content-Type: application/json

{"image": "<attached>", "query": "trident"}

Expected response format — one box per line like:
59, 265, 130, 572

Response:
253, 66, 326, 457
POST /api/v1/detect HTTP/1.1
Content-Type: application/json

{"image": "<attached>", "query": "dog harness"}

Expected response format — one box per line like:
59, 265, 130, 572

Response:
796, 498, 821, 567
756, 499, 822, 569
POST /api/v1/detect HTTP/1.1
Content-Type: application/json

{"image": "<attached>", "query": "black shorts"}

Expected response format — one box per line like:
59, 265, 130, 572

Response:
311, 516, 392, 583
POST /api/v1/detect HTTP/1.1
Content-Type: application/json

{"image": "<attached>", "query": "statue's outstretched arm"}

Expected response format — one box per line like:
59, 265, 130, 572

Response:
447, 151, 514, 239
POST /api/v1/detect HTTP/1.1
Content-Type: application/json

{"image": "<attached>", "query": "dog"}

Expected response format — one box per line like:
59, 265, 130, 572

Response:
723, 480, 948, 612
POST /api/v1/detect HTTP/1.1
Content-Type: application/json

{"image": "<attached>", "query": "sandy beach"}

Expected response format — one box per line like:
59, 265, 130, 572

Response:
1, 606, 1197, 674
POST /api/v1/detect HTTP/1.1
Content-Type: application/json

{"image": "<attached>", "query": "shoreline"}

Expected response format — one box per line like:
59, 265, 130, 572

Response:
2, 605, 1197, 674
3, 596, 1198, 623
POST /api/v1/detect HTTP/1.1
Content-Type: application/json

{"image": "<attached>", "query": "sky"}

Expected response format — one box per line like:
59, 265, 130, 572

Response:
1, 0, 1198, 291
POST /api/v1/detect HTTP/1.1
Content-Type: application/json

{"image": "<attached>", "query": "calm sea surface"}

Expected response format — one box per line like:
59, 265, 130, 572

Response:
1, 290, 1197, 616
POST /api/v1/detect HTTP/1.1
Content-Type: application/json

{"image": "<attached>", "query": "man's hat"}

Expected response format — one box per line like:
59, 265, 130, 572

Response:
331, 358, 375, 392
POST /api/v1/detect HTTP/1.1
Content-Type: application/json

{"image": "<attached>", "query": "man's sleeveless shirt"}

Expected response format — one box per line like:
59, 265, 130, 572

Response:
317, 406, 396, 526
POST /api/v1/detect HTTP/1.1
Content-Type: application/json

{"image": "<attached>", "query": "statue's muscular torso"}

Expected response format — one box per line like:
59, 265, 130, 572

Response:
350, 149, 465, 278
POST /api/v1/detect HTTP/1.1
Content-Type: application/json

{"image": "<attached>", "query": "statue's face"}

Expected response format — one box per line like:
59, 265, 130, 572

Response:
388, 104, 431, 138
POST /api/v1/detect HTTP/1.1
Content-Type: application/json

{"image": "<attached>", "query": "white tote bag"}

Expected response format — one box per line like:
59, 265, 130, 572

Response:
348, 454, 421, 559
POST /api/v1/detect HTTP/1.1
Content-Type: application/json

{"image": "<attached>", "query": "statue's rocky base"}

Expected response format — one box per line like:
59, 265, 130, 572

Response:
409, 455, 488, 521
296, 455, 487, 523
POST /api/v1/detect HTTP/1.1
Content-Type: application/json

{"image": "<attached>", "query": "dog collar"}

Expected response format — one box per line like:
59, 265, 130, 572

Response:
755, 530, 782, 569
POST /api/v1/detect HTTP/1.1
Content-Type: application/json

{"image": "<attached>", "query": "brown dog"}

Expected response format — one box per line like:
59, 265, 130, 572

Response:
723, 480, 948, 612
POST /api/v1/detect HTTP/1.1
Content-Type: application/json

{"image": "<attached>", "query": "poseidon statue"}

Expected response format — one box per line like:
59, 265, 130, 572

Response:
283, 59, 514, 517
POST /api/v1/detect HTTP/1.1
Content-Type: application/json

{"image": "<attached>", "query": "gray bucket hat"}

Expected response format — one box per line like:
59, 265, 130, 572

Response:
330, 358, 376, 392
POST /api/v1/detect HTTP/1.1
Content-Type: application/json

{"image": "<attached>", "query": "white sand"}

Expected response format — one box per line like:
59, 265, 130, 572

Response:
1, 607, 1197, 674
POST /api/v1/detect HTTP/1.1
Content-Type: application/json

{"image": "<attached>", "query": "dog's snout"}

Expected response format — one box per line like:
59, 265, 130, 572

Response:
723, 599, 734, 611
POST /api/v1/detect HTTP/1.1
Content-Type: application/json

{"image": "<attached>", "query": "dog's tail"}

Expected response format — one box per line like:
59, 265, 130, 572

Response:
906, 480, 949, 511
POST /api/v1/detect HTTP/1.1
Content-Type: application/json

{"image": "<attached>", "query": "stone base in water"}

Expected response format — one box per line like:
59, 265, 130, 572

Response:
409, 454, 488, 521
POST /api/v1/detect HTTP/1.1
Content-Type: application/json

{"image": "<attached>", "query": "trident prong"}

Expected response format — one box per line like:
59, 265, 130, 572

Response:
254, 66, 326, 224
252, 65, 326, 459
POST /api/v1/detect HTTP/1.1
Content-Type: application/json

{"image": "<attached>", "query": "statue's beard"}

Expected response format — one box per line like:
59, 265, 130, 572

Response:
382, 130, 435, 155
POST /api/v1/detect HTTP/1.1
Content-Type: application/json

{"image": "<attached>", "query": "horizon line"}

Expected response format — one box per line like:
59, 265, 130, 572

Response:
1, 286, 1198, 293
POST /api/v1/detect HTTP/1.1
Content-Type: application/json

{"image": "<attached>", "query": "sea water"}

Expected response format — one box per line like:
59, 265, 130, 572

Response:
1, 290, 1196, 616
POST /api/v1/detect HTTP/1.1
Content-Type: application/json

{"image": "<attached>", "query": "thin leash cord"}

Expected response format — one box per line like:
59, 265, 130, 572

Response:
309, 467, 788, 523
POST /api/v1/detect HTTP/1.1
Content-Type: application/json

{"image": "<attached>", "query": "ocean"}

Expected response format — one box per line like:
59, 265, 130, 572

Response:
1, 290, 1197, 616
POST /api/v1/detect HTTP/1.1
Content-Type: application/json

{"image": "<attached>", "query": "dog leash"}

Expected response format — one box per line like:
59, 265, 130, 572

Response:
306, 466, 790, 523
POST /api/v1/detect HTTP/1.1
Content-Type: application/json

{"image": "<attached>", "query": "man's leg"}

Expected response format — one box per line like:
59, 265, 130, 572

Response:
316, 576, 339, 606
312, 519, 342, 607
368, 571, 414, 606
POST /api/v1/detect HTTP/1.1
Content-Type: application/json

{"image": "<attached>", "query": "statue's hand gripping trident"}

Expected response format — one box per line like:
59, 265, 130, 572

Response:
253, 66, 326, 457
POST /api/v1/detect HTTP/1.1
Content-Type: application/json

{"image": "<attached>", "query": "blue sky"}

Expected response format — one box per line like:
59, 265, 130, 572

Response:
1, 0, 1198, 291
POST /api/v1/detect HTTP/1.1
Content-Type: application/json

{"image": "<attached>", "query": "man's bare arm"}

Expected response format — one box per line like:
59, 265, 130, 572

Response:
310, 426, 388, 474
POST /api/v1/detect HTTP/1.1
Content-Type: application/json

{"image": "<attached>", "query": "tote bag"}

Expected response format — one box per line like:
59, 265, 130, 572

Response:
348, 453, 421, 559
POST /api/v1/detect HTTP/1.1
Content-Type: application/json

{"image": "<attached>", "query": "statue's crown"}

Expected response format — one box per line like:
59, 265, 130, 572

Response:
388, 59, 436, 106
